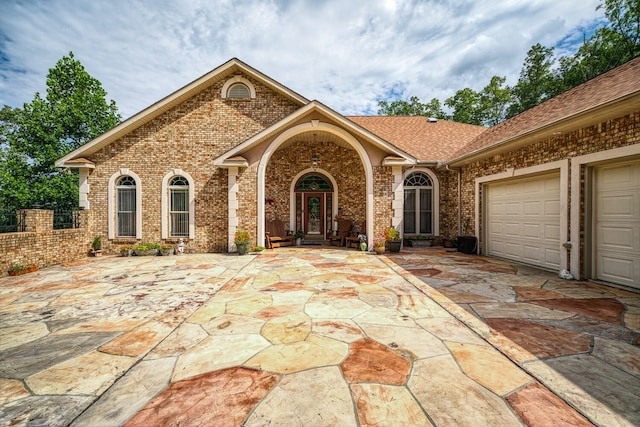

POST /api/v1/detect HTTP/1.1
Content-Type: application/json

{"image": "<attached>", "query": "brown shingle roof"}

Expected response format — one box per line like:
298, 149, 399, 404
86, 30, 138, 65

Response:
347, 116, 485, 162
450, 56, 640, 162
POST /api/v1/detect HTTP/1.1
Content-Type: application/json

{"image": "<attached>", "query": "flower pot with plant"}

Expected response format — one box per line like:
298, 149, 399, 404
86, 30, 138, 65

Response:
294, 230, 304, 246
383, 226, 401, 252
159, 244, 175, 256
373, 237, 386, 254
119, 245, 134, 257
133, 243, 160, 256
8, 263, 38, 276
234, 229, 251, 255
91, 236, 103, 257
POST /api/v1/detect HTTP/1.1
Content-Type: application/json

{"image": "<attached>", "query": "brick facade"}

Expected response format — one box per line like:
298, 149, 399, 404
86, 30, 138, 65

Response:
85, 74, 300, 253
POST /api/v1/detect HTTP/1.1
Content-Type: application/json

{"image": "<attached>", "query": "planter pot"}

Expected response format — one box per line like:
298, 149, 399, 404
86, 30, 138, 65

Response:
374, 246, 385, 255
135, 249, 158, 256
386, 240, 402, 253
120, 249, 132, 257
8, 265, 38, 276
91, 249, 103, 257
360, 242, 368, 252
159, 248, 174, 256
443, 239, 456, 248
457, 236, 478, 254
405, 239, 432, 247
237, 243, 250, 255
295, 238, 302, 246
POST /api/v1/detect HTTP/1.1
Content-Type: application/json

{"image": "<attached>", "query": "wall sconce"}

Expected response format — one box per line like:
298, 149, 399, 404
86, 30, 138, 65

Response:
311, 155, 319, 171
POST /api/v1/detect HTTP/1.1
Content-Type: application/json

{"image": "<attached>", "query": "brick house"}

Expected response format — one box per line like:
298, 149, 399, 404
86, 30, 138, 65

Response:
56, 57, 640, 289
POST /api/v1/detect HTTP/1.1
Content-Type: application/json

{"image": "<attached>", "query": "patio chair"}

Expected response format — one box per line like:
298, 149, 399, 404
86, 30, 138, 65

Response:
265, 219, 295, 249
329, 219, 352, 246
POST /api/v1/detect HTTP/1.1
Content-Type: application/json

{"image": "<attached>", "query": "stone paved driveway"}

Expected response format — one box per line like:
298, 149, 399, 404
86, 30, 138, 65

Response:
0, 247, 638, 426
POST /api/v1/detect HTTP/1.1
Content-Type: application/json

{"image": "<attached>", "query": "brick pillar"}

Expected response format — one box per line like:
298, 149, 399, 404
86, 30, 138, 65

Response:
20, 209, 53, 233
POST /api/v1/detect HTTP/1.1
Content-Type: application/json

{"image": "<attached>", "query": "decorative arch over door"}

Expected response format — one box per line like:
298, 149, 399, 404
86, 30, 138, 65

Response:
294, 172, 334, 236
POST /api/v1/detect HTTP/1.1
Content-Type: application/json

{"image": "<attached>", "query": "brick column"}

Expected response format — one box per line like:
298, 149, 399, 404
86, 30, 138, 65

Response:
20, 209, 53, 233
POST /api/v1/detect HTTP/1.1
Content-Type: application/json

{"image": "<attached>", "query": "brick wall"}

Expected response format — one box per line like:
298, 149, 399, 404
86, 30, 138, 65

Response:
0, 209, 91, 276
85, 72, 300, 253
449, 111, 640, 261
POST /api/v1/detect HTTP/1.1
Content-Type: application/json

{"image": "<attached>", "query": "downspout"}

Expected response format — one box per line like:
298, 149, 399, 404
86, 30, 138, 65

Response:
445, 164, 462, 236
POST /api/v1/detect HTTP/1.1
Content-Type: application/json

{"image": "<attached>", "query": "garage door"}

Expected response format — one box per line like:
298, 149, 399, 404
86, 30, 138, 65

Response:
485, 173, 561, 271
594, 160, 640, 289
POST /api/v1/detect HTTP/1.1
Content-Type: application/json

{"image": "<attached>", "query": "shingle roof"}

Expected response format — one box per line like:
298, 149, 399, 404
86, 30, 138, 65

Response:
346, 116, 485, 162
450, 55, 640, 162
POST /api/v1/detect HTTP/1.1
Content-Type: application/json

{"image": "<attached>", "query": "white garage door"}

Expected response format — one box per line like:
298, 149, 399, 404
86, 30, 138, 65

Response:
594, 160, 640, 289
485, 173, 561, 271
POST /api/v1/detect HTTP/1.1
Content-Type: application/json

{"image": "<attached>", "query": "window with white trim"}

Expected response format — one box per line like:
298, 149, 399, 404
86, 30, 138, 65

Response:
169, 176, 189, 237
116, 176, 136, 237
403, 172, 433, 235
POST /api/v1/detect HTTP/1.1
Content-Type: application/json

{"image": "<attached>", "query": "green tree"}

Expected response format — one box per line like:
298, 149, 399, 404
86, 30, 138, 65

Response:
479, 76, 512, 126
377, 95, 447, 119
444, 88, 483, 125
0, 52, 120, 211
507, 43, 556, 118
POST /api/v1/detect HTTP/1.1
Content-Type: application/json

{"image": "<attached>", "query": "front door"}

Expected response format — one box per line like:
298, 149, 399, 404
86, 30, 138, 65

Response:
304, 193, 324, 235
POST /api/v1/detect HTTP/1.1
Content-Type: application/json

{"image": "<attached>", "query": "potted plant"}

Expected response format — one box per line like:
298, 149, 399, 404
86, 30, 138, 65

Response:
133, 243, 160, 256
234, 229, 251, 255
8, 263, 38, 276
373, 237, 386, 254
383, 226, 401, 252
91, 236, 103, 257
294, 230, 304, 246
119, 245, 134, 257
251, 245, 265, 254
159, 244, 175, 256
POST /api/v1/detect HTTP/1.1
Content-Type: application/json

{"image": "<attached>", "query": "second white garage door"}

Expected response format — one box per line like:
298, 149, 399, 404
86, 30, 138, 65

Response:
594, 159, 640, 289
485, 173, 561, 271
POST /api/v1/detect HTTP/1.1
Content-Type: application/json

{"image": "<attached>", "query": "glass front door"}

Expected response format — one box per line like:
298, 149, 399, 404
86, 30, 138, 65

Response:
304, 193, 324, 235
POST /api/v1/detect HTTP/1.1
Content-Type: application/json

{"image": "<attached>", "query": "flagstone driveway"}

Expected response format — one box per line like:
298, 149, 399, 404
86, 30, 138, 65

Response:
0, 247, 638, 426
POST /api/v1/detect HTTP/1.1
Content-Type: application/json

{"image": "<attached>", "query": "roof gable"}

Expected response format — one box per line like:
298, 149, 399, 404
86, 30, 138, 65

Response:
214, 101, 416, 166
56, 58, 308, 167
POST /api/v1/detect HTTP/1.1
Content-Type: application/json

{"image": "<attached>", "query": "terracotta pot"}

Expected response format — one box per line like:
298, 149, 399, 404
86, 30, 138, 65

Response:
375, 246, 385, 254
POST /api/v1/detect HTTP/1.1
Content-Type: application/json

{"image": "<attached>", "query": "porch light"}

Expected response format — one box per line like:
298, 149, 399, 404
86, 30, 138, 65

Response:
311, 155, 319, 171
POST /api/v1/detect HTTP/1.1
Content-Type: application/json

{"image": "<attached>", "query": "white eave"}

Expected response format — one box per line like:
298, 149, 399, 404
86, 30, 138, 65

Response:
55, 58, 309, 168
214, 100, 416, 167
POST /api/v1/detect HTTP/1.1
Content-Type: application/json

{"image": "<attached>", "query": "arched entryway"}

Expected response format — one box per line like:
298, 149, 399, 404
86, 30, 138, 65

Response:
294, 172, 334, 238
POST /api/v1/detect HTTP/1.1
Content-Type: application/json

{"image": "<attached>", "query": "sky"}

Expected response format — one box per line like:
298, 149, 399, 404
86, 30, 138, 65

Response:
0, 0, 605, 120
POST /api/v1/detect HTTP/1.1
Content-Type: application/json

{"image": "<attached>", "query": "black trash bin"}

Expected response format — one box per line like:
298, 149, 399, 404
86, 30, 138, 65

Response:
457, 236, 478, 254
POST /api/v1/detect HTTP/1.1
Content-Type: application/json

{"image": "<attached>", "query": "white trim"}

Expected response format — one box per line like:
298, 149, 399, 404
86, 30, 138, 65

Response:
256, 121, 374, 248
221, 76, 256, 99
228, 167, 239, 252
475, 159, 568, 269
401, 167, 440, 236
78, 169, 90, 210
161, 169, 195, 239
108, 168, 142, 240
214, 101, 415, 167
289, 169, 339, 233
570, 144, 640, 280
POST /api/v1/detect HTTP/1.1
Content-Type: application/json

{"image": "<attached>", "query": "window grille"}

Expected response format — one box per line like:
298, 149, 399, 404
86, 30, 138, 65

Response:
117, 176, 136, 237
403, 172, 433, 235
169, 176, 189, 237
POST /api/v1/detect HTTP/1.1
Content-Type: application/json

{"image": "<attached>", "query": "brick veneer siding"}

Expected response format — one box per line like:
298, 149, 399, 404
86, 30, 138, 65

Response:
266, 141, 368, 231
0, 209, 90, 276
84, 73, 300, 253
453, 111, 639, 275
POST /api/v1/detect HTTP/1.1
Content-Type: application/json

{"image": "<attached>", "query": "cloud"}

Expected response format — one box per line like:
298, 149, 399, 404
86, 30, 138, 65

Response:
0, 0, 603, 119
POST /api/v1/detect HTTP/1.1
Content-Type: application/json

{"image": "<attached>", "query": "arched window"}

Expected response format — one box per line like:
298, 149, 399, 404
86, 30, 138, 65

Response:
227, 83, 251, 98
295, 174, 333, 192
116, 176, 136, 237
161, 169, 195, 239
169, 176, 189, 237
403, 172, 433, 235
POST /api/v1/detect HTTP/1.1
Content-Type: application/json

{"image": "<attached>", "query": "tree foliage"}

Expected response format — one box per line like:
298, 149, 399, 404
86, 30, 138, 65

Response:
378, 0, 640, 125
378, 95, 447, 119
0, 52, 121, 211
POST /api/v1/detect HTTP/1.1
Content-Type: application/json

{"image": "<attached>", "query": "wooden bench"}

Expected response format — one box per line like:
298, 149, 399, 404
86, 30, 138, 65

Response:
265, 219, 295, 249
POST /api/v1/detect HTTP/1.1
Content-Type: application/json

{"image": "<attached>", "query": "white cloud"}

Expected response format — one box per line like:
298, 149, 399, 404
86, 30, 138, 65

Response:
0, 0, 603, 119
